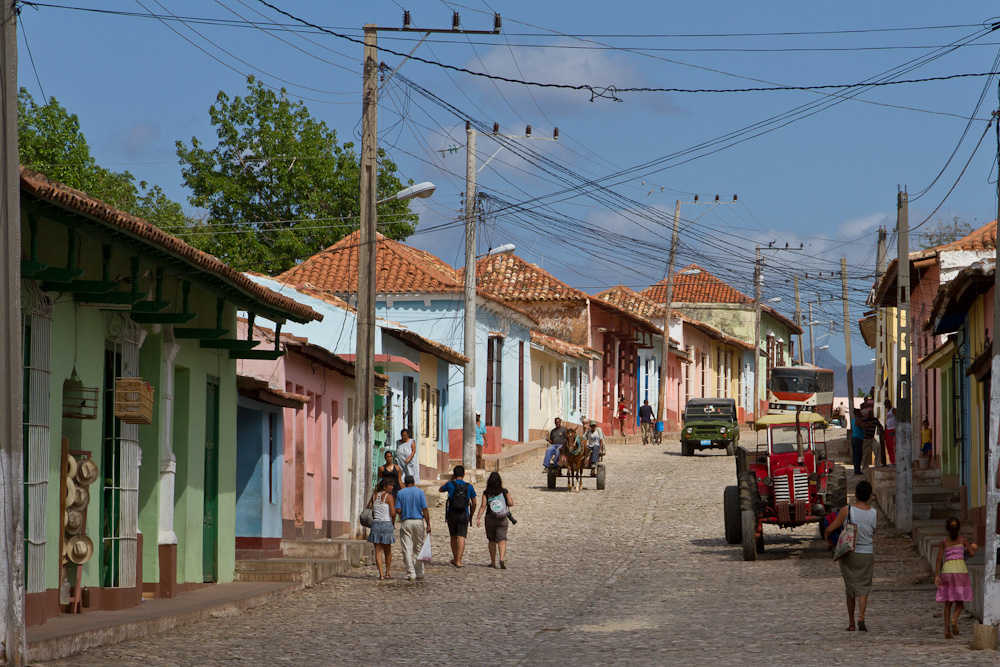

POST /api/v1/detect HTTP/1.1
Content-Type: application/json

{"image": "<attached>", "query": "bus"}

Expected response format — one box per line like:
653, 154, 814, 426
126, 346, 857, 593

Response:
767, 366, 835, 420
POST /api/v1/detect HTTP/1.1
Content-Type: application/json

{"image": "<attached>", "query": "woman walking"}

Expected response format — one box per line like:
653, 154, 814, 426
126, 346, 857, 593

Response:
395, 429, 420, 485
366, 477, 397, 580
935, 517, 977, 638
824, 480, 877, 632
378, 450, 403, 498
475, 472, 513, 569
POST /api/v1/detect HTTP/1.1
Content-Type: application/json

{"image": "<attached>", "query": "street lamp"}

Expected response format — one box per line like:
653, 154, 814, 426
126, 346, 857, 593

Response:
479, 243, 515, 258
354, 179, 436, 536
817, 345, 830, 351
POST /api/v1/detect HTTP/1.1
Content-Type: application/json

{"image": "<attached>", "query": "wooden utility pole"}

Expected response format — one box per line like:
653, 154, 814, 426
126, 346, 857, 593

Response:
463, 122, 477, 470
656, 200, 681, 427
808, 302, 816, 366
895, 190, 913, 535
976, 102, 1000, 649
351, 25, 378, 537
794, 275, 803, 365
840, 257, 856, 435
753, 245, 762, 421
1, 0, 26, 661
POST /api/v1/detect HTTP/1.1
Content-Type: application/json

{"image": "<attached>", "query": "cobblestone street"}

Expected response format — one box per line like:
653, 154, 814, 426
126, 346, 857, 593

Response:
43, 441, 988, 666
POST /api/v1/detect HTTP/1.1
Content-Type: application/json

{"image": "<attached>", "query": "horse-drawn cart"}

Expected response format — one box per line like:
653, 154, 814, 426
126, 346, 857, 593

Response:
546, 430, 606, 491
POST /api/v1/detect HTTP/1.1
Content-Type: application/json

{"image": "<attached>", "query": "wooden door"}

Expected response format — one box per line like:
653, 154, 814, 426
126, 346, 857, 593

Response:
203, 378, 219, 583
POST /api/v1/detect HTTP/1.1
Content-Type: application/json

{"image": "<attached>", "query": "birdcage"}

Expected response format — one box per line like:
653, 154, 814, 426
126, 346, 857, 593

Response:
62, 369, 99, 420
114, 377, 155, 424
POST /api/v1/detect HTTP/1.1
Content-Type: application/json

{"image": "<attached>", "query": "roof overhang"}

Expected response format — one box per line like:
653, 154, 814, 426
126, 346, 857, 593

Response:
382, 326, 469, 366
339, 353, 420, 373
237, 375, 310, 409
917, 338, 956, 370
858, 313, 877, 349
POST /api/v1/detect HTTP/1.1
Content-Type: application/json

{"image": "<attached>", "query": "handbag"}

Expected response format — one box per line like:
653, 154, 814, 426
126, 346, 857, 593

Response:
832, 507, 857, 561
360, 507, 374, 528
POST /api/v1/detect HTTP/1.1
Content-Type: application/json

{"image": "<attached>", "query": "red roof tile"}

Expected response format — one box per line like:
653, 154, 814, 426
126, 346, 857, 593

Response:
930, 220, 996, 254
476, 253, 589, 302
20, 167, 320, 324
641, 263, 753, 305
530, 331, 601, 360
279, 231, 463, 293
594, 285, 665, 319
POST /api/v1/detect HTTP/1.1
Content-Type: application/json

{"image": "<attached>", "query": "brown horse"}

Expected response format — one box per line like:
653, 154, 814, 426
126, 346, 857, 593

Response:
559, 428, 590, 492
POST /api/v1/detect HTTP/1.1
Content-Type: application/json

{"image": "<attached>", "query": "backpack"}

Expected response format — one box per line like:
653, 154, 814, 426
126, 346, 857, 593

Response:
448, 481, 469, 514
487, 493, 508, 518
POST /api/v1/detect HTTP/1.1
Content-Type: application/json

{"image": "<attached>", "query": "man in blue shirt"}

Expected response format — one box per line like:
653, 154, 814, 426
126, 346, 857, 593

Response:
439, 465, 477, 567
395, 475, 430, 580
475, 412, 487, 447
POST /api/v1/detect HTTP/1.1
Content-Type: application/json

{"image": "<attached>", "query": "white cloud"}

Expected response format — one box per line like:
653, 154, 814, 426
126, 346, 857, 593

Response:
838, 212, 890, 239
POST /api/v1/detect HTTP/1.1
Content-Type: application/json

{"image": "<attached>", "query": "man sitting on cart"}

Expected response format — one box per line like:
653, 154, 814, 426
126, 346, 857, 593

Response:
585, 420, 605, 467
543, 418, 567, 470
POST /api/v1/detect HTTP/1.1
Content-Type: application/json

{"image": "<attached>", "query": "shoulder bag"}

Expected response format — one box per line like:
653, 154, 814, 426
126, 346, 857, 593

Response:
833, 507, 857, 561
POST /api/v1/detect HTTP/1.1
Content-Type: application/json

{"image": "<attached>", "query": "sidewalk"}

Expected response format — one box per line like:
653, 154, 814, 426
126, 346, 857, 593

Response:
27, 581, 301, 663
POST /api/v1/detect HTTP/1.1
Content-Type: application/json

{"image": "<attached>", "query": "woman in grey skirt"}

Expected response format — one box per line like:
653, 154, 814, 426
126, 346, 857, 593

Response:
825, 480, 877, 632
367, 477, 397, 579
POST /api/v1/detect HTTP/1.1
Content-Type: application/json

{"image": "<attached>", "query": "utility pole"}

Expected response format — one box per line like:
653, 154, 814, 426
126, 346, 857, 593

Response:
976, 101, 1000, 649
875, 227, 887, 411
463, 122, 477, 471
808, 302, 816, 366
1, 0, 26, 662
840, 258, 856, 436
656, 200, 681, 428
351, 25, 379, 537
753, 245, 762, 421
794, 275, 803, 365
895, 190, 913, 535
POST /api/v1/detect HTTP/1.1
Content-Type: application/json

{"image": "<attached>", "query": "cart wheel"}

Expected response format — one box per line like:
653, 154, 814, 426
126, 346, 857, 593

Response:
596, 464, 606, 490
547, 468, 557, 489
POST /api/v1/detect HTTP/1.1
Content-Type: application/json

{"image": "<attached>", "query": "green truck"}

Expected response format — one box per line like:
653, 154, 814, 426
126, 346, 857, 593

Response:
680, 398, 740, 456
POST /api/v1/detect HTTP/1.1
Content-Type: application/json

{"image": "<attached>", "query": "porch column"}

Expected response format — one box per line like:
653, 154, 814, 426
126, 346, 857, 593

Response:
158, 331, 180, 546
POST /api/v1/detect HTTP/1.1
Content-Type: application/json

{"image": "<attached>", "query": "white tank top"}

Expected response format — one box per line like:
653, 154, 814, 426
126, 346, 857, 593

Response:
850, 505, 877, 554
372, 492, 391, 522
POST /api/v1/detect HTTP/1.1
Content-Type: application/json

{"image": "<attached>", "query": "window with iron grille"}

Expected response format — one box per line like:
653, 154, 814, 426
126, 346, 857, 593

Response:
700, 353, 708, 397
570, 366, 578, 412
684, 345, 692, 401
432, 389, 440, 441
420, 383, 430, 437
402, 377, 415, 436
486, 336, 503, 427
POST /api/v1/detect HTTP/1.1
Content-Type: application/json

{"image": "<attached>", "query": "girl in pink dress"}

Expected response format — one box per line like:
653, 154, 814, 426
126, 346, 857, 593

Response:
934, 517, 978, 639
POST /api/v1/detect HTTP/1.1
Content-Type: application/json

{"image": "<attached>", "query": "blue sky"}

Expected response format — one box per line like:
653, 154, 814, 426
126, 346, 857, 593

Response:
16, 1, 1000, 362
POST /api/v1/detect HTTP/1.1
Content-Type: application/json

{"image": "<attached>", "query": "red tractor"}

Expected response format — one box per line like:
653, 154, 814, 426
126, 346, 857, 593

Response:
723, 412, 846, 561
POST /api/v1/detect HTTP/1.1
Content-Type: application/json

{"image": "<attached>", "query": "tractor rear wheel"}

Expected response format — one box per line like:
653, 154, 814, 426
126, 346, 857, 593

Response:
738, 471, 761, 515
741, 510, 758, 561
724, 485, 741, 544
827, 465, 847, 511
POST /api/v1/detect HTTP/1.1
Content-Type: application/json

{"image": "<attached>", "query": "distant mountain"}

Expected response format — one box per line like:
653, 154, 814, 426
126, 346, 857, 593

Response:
807, 348, 875, 397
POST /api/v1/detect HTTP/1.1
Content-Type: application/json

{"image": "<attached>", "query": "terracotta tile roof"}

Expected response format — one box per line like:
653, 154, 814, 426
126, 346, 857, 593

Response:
278, 231, 463, 293
594, 284, 665, 319
20, 167, 321, 324
930, 219, 997, 254
530, 331, 601, 360
641, 263, 753, 305
476, 253, 589, 302
380, 326, 469, 366
925, 258, 995, 333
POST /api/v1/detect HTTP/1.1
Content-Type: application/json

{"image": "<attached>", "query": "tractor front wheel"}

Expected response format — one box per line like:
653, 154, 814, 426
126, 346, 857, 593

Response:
724, 485, 741, 544
741, 510, 758, 561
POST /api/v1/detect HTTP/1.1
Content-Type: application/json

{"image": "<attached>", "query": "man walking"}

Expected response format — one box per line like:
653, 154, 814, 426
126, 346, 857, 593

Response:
439, 465, 477, 568
638, 399, 655, 445
543, 418, 567, 470
860, 409, 883, 471
396, 475, 431, 581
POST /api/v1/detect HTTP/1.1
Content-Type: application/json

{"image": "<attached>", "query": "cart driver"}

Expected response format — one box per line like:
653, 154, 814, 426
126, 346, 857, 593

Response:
585, 420, 605, 466
543, 418, 567, 470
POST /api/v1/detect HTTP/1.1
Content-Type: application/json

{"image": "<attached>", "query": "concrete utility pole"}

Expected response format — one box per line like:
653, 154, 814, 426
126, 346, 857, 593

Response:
351, 25, 379, 537
875, 227, 887, 410
976, 102, 1000, 650
808, 302, 816, 366
753, 245, 762, 421
656, 200, 682, 427
840, 258, 856, 436
895, 190, 913, 535
1, 0, 26, 661
794, 275, 803, 365
463, 122, 477, 471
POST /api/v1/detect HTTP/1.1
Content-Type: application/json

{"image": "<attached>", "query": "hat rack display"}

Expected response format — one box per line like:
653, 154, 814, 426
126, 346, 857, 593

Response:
114, 376, 155, 425
60, 440, 99, 614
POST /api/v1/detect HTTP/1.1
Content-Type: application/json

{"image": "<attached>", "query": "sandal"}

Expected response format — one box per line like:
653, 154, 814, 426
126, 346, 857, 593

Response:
500, 560, 506, 569
952, 621, 960, 636
858, 620, 867, 632
846, 625, 855, 631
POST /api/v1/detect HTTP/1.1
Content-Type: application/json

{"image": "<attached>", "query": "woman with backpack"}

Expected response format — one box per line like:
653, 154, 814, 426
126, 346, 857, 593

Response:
476, 472, 513, 569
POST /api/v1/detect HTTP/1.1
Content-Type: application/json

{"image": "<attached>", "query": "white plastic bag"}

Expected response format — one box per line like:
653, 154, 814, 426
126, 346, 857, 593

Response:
417, 535, 432, 563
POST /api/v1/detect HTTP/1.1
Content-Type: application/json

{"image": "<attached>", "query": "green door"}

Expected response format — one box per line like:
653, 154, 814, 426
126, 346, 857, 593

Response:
202, 378, 220, 582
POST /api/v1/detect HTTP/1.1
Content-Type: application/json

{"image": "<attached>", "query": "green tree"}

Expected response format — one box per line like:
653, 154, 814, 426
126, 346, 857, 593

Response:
18, 89, 188, 228
176, 76, 418, 274
920, 216, 975, 249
